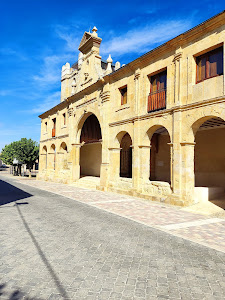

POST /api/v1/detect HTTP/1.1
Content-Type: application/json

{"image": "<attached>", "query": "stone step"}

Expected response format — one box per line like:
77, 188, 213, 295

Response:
72, 176, 100, 190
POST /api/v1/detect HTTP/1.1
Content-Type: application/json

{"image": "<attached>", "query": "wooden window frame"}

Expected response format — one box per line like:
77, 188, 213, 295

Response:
148, 70, 167, 113
63, 113, 66, 126
119, 85, 128, 105
196, 46, 223, 84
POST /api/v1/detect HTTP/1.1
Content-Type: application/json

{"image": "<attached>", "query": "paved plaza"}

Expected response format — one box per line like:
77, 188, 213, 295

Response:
0, 174, 225, 299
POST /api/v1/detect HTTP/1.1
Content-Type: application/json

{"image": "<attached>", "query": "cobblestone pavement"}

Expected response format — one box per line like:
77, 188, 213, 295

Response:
0, 175, 225, 300
5, 174, 225, 253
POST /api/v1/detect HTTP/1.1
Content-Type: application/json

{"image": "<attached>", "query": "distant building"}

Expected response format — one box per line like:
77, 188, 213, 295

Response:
38, 11, 225, 207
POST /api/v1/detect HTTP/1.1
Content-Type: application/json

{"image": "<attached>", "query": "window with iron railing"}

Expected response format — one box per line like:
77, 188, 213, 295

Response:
148, 70, 167, 112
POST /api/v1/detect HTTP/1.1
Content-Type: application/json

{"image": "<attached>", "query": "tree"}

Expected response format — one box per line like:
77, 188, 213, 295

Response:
0, 141, 21, 165
0, 138, 39, 176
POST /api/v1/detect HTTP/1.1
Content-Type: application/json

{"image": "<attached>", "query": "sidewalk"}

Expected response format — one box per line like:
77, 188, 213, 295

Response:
1, 172, 225, 254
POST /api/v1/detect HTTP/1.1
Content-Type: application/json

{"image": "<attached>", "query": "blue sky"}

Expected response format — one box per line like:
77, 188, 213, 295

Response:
0, 0, 224, 151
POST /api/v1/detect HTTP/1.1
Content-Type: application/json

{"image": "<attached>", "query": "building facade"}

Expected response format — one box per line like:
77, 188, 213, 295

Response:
38, 12, 225, 207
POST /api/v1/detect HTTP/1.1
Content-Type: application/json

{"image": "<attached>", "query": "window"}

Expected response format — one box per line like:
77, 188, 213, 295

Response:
45, 122, 47, 132
148, 70, 167, 112
119, 86, 127, 105
196, 46, 223, 83
63, 113, 66, 126
52, 118, 56, 137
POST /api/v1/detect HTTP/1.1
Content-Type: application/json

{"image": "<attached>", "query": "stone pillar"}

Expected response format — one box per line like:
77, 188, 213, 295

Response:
39, 154, 46, 171
173, 52, 182, 105
139, 145, 151, 181
134, 69, 141, 114
56, 152, 64, 172
108, 148, 121, 184
70, 143, 81, 181
169, 142, 181, 194
47, 153, 54, 170
180, 142, 195, 203
100, 163, 109, 190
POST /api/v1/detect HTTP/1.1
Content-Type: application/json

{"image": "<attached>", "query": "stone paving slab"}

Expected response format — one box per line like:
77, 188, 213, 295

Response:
3, 174, 225, 253
0, 175, 225, 300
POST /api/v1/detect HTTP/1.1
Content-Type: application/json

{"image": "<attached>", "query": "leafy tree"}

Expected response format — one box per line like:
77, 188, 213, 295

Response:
1, 138, 39, 176
0, 141, 20, 165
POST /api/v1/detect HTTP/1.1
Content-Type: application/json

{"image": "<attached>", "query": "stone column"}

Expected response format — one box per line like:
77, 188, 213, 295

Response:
138, 145, 151, 186
70, 143, 81, 181
134, 69, 141, 114
180, 142, 196, 203
173, 52, 182, 105
108, 148, 121, 184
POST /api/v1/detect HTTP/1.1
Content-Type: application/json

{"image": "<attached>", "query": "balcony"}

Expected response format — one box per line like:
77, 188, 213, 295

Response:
148, 89, 166, 112
52, 128, 56, 137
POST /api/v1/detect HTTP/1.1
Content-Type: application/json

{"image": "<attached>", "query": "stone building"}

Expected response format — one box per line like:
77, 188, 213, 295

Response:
38, 11, 225, 207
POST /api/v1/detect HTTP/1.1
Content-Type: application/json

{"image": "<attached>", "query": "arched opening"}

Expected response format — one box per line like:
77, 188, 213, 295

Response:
60, 142, 67, 152
80, 114, 102, 177
60, 142, 68, 169
149, 126, 170, 183
42, 146, 47, 169
194, 117, 225, 208
50, 144, 56, 170
120, 133, 132, 178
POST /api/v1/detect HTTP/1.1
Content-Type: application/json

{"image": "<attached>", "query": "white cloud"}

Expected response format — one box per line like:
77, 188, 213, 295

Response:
101, 19, 192, 58
33, 54, 74, 85
28, 91, 61, 114
56, 30, 80, 52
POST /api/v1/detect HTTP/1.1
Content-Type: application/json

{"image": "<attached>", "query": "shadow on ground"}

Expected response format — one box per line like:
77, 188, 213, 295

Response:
15, 204, 69, 299
0, 283, 42, 299
0, 180, 32, 206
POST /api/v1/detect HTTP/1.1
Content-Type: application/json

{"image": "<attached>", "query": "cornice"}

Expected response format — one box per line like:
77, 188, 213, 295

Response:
40, 134, 69, 143
39, 79, 105, 119
109, 96, 225, 127
106, 11, 225, 81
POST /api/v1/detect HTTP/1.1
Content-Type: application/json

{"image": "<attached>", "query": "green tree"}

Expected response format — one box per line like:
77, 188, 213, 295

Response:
1, 138, 39, 176
0, 141, 20, 165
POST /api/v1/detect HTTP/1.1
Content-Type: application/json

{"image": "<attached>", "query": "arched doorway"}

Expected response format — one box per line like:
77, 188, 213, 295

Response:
80, 114, 102, 177
42, 146, 47, 169
195, 117, 225, 186
59, 142, 68, 169
149, 126, 170, 183
120, 133, 132, 178
194, 117, 225, 208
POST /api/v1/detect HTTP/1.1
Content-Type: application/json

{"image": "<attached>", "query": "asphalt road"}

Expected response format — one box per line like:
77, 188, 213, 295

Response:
0, 176, 225, 300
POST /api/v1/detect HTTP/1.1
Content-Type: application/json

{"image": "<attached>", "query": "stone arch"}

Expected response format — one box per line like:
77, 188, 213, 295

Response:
147, 125, 171, 183
42, 145, 47, 169
147, 124, 171, 142
79, 113, 102, 177
59, 142, 68, 170
193, 117, 225, 197
50, 144, 56, 152
60, 142, 68, 152
192, 115, 225, 140
50, 144, 56, 170
115, 130, 133, 148
75, 110, 102, 144
119, 132, 132, 178
42, 145, 47, 153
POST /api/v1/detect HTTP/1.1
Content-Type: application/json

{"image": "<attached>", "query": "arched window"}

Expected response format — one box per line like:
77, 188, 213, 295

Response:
120, 133, 132, 178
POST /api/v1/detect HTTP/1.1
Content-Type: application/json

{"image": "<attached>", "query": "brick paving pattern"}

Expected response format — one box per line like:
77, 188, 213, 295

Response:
9, 176, 225, 253
0, 175, 225, 300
